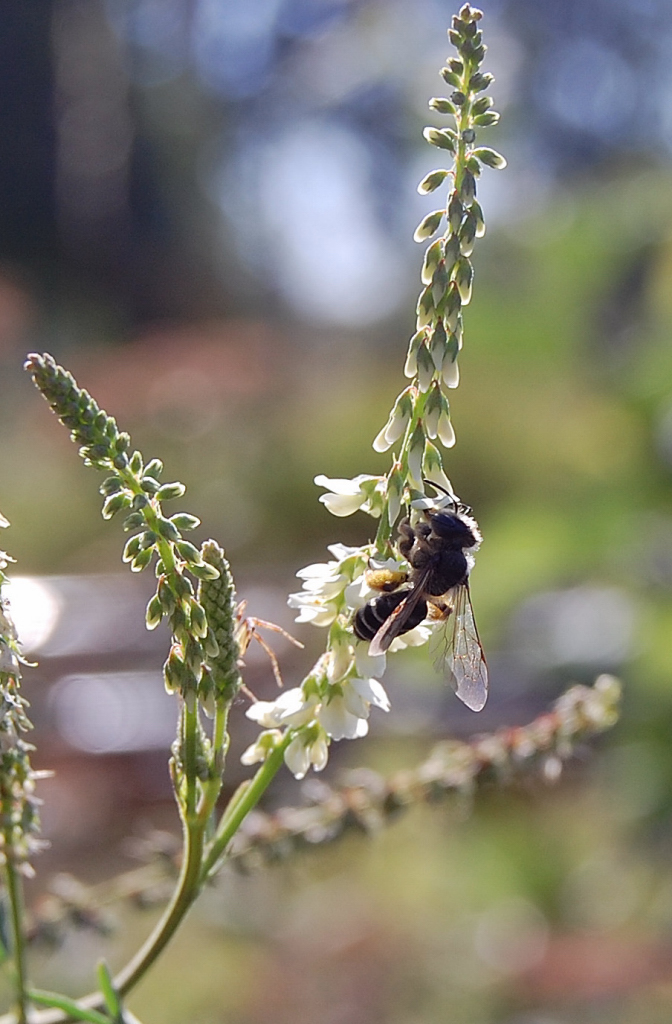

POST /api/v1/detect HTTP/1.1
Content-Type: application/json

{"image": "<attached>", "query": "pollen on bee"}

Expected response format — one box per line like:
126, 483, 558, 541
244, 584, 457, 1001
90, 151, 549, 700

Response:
428, 600, 453, 621
364, 568, 409, 592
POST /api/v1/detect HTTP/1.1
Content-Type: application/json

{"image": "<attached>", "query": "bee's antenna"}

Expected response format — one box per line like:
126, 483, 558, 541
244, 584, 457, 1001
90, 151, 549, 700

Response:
423, 478, 460, 511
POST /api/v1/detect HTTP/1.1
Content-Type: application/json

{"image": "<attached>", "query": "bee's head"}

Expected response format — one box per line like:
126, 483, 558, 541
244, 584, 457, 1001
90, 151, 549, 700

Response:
427, 508, 481, 548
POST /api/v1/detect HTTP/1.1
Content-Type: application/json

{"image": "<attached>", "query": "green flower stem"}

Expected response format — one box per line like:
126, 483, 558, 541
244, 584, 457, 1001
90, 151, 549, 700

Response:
182, 703, 199, 820
5, 859, 27, 1024
199, 705, 230, 818
110, 810, 205, 997
201, 731, 294, 881
27, 991, 110, 1024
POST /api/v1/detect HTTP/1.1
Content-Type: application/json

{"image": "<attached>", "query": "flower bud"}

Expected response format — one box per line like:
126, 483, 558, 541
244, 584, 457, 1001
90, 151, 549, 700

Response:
372, 387, 414, 452
471, 199, 486, 237
170, 513, 201, 531
459, 170, 476, 205
157, 482, 187, 500
102, 492, 131, 520
407, 423, 426, 487
417, 169, 450, 195
473, 110, 500, 127
440, 67, 460, 87
438, 403, 456, 448
421, 238, 444, 285
442, 283, 462, 333
146, 593, 164, 630
454, 257, 473, 304
423, 383, 444, 440
429, 321, 447, 370
416, 342, 436, 392
459, 211, 477, 256
404, 330, 425, 378
413, 209, 444, 243
386, 466, 404, 527
442, 334, 460, 388
428, 97, 456, 115
447, 193, 463, 233
469, 71, 494, 92
472, 95, 493, 115
416, 285, 434, 328
472, 146, 507, 169
423, 442, 454, 496
423, 127, 457, 153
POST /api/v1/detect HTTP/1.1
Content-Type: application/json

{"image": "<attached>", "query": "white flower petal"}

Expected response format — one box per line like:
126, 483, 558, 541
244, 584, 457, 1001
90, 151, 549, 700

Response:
341, 684, 369, 718
318, 695, 364, 741
355, 644, 387, 680
284, 736, 312, 779
351, 676, 390, 712
314, 474, 364, 495
327, 543, 362, 561
319, 492, 367, 517
389, 623, 433, 650
309, 734, 329, 771
246, 700, 282, 729
327, 642, 354, 684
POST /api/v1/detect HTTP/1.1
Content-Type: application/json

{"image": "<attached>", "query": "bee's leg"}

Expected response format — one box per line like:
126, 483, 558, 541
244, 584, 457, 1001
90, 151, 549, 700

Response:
398, 518, 415, 559
428, 599, 452, 622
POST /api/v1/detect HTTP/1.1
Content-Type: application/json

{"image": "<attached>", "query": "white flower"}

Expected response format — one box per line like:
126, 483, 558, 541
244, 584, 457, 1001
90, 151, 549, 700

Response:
389, 623, 433, 651
372, 388, 414, 454
246, 688, 318, 729
314, 474, 383, 518
318, 675, 390, 740
318, 693, 369, 740
355, 642, 387, 680
437, 408, 456, 448
326, 636, 354, 684
350, 675, 390, 712
287, 592, 339, 626
327, 543, 362, 562
296, 562, 346, 598
284, 730, 329, 779
240, 729, 282, 766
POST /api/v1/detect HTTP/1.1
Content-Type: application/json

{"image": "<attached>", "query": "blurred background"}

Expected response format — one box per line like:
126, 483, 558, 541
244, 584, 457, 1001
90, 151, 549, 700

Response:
2, 0, 672, 1020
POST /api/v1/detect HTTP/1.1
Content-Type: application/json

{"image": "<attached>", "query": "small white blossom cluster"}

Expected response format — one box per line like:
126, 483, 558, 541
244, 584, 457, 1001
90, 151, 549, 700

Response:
241, 525, 434, 780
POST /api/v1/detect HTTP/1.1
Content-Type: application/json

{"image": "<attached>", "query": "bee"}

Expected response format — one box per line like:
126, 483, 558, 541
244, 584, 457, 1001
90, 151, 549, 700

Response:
353, 487, 488, 712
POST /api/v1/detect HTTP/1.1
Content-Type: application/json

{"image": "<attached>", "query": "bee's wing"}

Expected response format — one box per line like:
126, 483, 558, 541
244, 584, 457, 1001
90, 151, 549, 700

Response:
437, 582, 488, 712
368, 568, 431, 657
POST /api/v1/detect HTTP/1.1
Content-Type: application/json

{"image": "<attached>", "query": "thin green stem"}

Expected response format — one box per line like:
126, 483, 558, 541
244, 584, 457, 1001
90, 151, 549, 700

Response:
5, 858, 27, 1024
112, 813, 204, 996
182, 703, 199, 819
201, 731, 293, 881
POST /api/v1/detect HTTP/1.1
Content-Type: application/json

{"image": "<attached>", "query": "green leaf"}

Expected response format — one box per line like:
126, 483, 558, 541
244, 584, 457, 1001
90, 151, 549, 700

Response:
29, 989, 111, 1024
97, 959, 123, 1021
